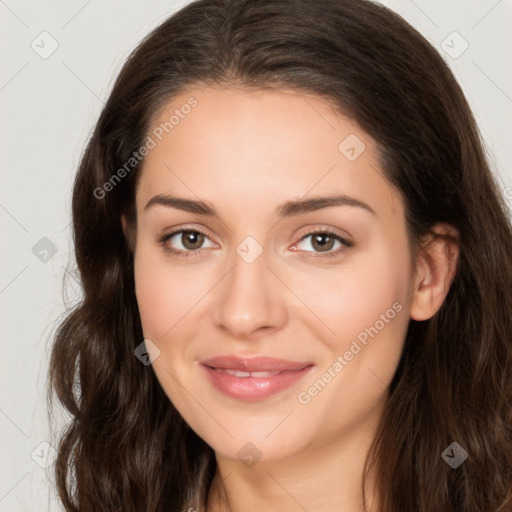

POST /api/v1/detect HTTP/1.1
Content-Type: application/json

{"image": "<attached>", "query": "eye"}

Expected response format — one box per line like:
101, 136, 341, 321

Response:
292, 228, 353, 258
159, 228, 216, 258
158, 226, 353, 259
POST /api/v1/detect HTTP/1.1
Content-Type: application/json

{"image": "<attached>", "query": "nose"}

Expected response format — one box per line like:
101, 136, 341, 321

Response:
212, 245, 288, 340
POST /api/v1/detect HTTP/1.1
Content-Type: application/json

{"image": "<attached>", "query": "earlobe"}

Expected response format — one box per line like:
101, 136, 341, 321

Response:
409, 224, 459, 321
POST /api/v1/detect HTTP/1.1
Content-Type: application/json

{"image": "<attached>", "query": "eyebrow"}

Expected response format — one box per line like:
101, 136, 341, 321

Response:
144, 193, 376, 217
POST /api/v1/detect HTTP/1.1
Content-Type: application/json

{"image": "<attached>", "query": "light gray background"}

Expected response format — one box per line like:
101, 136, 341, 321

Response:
1, 1, 511, 510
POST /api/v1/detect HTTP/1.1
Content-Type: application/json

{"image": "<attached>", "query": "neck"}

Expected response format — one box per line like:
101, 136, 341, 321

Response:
206, 401, 383, 512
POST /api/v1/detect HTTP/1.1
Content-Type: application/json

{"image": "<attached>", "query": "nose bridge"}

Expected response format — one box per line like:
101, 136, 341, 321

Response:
212, 236, 286, 337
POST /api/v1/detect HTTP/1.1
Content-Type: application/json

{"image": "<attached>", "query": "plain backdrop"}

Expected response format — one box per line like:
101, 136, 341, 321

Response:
1, 1, 511, 510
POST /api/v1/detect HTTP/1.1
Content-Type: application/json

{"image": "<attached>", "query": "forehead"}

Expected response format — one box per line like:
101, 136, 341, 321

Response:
136, 85, 402, 221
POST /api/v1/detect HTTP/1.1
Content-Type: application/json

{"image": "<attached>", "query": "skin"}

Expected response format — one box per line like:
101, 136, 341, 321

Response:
123, 85, 459, 512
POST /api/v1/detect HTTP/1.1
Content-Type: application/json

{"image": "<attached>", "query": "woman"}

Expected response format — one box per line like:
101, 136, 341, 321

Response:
48, 0, 512, 510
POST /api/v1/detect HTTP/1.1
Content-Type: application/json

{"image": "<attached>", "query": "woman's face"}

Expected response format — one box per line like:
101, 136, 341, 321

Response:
131, 85, 415, 463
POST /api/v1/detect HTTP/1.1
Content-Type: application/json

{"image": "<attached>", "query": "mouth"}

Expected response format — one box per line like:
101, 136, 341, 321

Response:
200, 356, 314, 401
213, 368, 289, 378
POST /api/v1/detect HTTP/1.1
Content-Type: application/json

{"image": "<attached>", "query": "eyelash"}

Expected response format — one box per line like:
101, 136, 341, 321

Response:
158, 227, 354, 260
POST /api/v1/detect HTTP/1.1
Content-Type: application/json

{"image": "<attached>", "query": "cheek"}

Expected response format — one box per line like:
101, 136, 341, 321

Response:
290, 250, 411, 439
287, 241, 412, 423
288, 239, 412, 350
133, 243, 212, 341
134, 248, 183, 343
133, 248, 202, 405
134, 256, 175, 340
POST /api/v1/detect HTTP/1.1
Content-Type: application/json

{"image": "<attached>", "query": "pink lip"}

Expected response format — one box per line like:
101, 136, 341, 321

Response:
200, 356, 314, 401
201, 355, 311, 372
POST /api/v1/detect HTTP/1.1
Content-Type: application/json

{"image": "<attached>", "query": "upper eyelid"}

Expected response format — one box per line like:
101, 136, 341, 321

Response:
298, 225, 352, 239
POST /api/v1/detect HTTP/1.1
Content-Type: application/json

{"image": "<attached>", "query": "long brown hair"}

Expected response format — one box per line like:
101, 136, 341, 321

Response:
48, 0, 512, 510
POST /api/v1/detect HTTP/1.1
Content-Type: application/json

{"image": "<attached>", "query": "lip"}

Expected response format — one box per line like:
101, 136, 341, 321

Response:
200, 356, 314, 401
201, 355, 311, 372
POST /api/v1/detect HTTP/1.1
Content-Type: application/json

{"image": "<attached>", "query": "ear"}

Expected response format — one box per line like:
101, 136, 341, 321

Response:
409, 223, 459, 321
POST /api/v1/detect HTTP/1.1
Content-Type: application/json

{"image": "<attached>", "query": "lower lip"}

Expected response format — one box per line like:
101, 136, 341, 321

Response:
201, 364, 314, 401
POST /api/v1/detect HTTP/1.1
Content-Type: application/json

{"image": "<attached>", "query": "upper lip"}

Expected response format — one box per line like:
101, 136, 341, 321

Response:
201, 356, 312, 372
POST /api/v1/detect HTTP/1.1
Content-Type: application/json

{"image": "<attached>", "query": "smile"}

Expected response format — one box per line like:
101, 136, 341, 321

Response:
200, 356, 314, 401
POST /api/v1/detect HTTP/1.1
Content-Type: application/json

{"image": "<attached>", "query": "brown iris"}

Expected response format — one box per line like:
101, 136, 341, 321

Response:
310, 233, 336, 252
181, 230, 205, 250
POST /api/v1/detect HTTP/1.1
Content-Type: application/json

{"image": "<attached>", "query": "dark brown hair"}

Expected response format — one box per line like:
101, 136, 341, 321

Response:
48, 0, 512, 510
